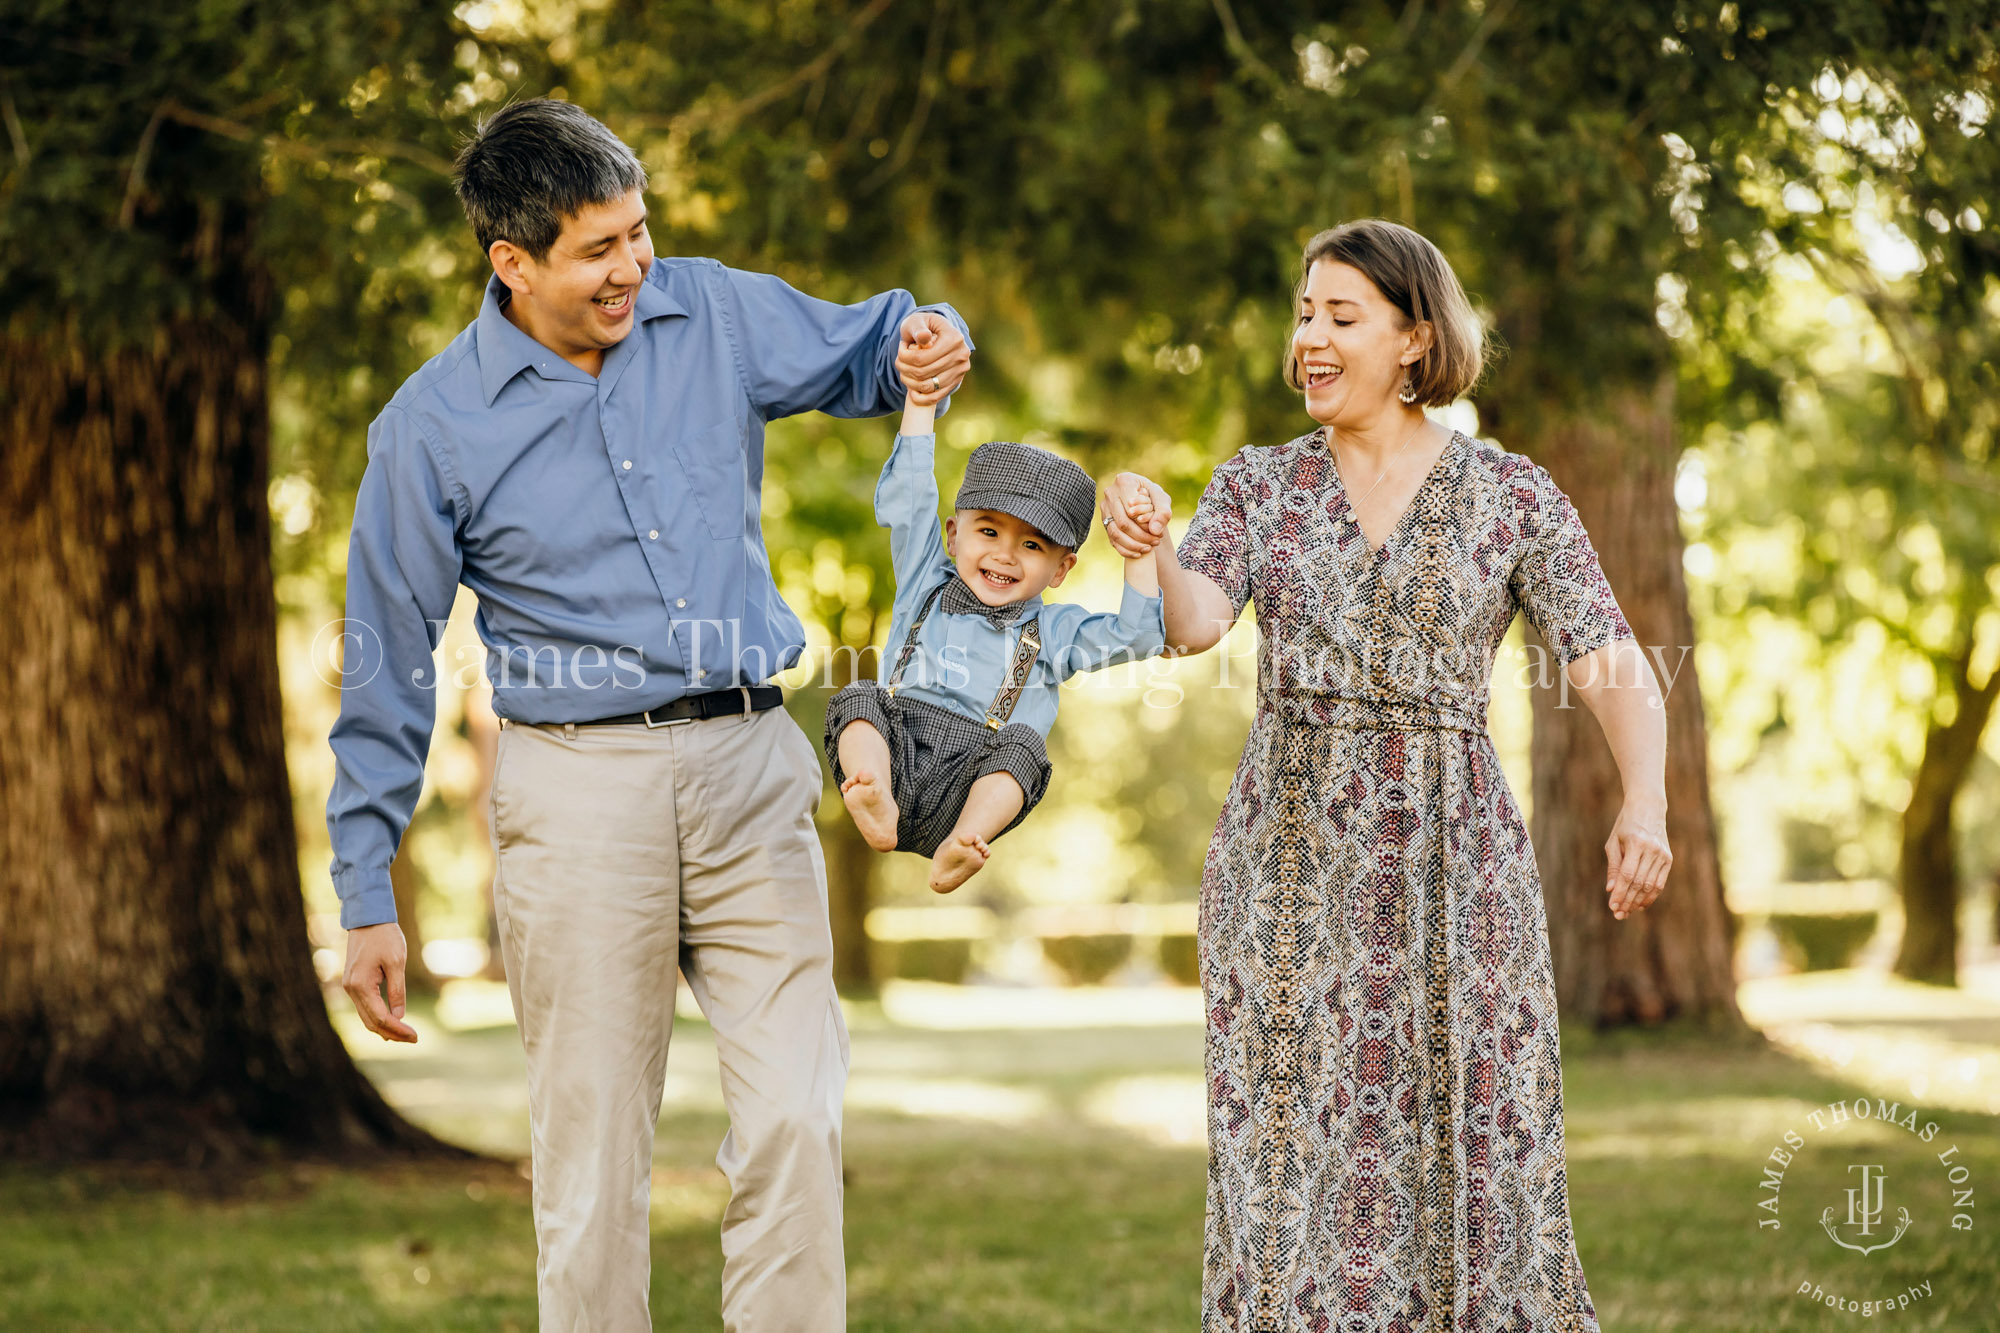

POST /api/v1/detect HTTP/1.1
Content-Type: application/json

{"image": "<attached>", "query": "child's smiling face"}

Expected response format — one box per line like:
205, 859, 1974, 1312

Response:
945, 509, 1077, 606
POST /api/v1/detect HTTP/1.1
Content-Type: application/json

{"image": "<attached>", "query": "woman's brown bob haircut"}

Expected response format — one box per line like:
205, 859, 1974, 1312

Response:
1283, 220, 1489, 408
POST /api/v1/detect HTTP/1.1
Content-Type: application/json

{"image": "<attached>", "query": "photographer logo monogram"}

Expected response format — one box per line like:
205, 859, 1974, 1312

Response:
1757, 1098, 1977, 1317
1823, 1163, 1909, 1257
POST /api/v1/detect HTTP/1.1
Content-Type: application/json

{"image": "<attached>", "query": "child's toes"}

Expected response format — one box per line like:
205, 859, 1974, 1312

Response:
928, 835, 989, 893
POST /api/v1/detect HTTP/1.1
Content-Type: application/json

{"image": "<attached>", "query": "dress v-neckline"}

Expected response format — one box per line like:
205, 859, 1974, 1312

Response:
1324, 427, 1461, 562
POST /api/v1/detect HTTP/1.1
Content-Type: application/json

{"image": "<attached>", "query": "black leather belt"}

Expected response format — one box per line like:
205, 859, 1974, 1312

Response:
579, 684, 785, 728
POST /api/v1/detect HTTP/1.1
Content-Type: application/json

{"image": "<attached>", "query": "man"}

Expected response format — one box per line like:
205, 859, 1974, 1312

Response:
325, 98, 971, 1331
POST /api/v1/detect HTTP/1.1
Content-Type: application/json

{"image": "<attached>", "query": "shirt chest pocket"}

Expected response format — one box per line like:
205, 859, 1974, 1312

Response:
670, 417, 746, 539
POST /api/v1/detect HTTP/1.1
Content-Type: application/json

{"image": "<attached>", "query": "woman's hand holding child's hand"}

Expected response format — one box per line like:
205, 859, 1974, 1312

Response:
1100, 471, 1171, 558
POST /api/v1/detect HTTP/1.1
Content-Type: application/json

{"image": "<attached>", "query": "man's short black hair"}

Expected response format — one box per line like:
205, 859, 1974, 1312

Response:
453, 99, 648, 259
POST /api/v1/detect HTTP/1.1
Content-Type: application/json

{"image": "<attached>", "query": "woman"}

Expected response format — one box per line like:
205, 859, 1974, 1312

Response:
1103, 219, 1671, 1332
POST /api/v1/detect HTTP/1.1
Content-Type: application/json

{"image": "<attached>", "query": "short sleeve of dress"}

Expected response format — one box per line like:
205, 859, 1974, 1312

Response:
1508, 461, 1635, 665
1176, 450, 1254, 619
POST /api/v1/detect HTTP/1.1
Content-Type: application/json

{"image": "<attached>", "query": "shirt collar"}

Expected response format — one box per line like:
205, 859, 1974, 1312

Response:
474, 271, 687, 406
937, 570, 1043, 628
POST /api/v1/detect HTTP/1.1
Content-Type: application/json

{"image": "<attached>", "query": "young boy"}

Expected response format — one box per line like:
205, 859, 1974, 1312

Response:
824, 371, 1171, 892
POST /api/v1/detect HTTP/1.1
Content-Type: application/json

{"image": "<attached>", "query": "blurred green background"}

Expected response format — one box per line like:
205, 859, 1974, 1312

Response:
4, 1, 1999, 1328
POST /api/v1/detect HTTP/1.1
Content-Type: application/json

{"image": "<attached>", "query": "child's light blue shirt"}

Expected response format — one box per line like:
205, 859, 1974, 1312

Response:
874, 432, 1167, 736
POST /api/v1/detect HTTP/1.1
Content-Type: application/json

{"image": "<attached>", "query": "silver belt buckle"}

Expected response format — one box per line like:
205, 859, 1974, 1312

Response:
642, 707, 695, 729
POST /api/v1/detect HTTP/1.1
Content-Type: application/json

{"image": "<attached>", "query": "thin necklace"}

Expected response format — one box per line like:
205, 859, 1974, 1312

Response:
1331, 413, 1430, 510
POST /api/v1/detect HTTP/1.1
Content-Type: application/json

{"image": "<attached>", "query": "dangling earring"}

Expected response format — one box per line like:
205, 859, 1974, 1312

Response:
1398, 373, 1419, 406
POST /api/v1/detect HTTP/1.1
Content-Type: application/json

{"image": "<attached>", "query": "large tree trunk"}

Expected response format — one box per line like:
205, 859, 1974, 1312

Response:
1893, 640, 2000, 986
0, 200, 455, 1162
824, 808, 878, 994
1507, 382, 1744, 1030
820, 625, 880, 994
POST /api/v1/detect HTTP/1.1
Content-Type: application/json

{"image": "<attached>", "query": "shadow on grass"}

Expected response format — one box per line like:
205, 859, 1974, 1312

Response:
1557, 1021, 2000, 1332
3, 1008, 1994, 1331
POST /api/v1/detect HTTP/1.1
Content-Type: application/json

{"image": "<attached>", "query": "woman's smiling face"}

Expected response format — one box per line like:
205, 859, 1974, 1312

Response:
1291, 259, 1427, 428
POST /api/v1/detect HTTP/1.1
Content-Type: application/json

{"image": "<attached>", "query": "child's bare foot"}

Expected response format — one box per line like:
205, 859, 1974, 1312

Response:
840, 771, 900, 851
929, 833, 990, 893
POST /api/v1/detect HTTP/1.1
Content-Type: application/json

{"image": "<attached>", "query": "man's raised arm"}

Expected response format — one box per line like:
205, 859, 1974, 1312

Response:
712, 263, 974, 420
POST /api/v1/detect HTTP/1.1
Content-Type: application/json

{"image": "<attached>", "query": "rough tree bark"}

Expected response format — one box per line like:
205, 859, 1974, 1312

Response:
0, 197, 456, 1162
1893, 640, 2000, 986
1505, 382, 1744, 1030
819, 614, 882, 994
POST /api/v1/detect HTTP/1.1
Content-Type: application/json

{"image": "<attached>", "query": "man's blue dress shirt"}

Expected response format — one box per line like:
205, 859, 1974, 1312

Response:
874, 430, 1166, 736
326, 259, 970, 929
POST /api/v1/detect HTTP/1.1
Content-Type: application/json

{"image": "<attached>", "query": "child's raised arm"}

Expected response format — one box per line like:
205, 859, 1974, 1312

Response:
1120, 485, 1164, 600
871, 330, 955, 599
1121, 476, 1215, 659
898, 320, 950, 436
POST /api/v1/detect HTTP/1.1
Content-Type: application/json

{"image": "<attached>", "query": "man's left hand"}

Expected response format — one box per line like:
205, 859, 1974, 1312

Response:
896, 312, 971, 403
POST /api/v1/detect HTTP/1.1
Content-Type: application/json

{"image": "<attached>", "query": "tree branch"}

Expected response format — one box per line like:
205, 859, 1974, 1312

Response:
1210, 0, 1285, 90
118, 100, 170, 229
857, 0, 950, 195
1, 78, 29, 166
1433, 0, 1518, 101
157, 102, 456, 177
1799, 245, 1942, 444
629, 0, 898, 139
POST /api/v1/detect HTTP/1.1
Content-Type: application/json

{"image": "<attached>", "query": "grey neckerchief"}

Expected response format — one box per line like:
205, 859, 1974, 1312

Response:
938, 572, 1033, 628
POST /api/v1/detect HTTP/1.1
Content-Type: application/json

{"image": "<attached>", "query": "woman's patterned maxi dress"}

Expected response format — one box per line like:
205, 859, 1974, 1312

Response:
1176, 426, 1634, 1333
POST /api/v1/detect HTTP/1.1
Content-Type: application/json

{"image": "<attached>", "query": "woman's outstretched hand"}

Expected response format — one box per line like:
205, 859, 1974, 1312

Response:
1101, 471, 1170, 558
1605, 799, 1671, 920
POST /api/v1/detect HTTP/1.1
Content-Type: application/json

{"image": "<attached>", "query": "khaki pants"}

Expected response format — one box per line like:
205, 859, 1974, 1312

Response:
490, 703, 848, 1332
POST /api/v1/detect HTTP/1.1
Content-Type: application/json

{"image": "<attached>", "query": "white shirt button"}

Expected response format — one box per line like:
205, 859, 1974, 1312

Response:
693, 669, 706, 680
649, 530, 660, 540
675, 597, 687, 608
621, 459, 633, 470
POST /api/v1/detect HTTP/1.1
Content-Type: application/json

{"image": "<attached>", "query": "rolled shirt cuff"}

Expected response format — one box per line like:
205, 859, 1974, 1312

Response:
333, 866, 399, 930
1115, 580, 1168, 650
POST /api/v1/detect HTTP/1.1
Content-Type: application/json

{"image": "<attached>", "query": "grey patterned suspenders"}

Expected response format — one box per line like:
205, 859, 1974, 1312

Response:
882, 581, 949, 700
982, 621, 1044, 729
883, 579, 1045, 730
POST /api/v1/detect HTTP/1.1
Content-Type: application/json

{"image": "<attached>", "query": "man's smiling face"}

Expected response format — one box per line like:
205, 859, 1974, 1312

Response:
945, 509, 1077, 606
493, 187, 653, 368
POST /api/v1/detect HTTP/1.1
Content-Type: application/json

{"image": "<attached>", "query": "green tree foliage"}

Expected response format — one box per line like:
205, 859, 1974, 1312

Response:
3, 2, 481, 359
8, 1, 1995, 1022
1, 2, 508, 1154
1680, 22, 1999, 981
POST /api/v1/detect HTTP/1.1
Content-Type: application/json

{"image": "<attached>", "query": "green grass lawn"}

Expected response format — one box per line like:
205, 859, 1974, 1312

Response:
3, 977, 1997, 1331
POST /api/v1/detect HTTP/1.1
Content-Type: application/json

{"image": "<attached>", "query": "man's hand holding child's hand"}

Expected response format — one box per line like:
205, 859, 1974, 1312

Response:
897, 312, 970, 406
